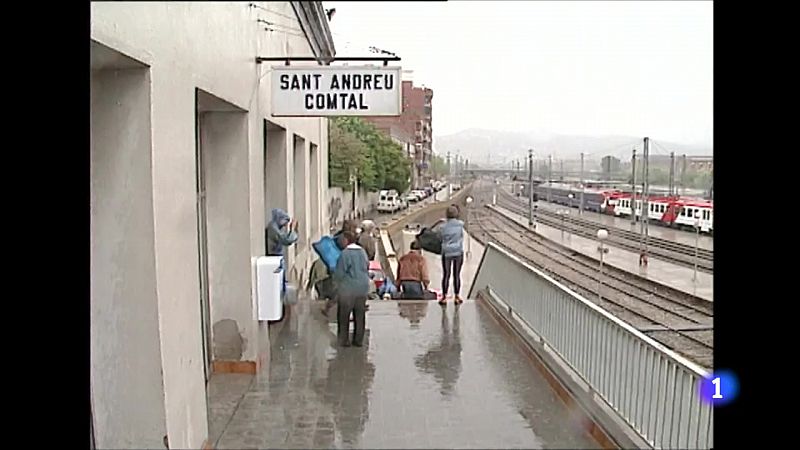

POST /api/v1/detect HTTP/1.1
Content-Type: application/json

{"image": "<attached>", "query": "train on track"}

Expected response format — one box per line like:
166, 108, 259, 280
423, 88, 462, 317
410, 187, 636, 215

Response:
516, 182, 713, 234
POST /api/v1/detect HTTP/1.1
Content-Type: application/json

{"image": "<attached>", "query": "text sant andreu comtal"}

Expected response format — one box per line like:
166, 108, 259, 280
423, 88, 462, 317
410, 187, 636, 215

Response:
279, 72, 395, 111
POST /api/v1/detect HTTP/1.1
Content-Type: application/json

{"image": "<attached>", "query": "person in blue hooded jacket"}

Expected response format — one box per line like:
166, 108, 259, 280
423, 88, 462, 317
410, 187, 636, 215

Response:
266, 208, 299, 294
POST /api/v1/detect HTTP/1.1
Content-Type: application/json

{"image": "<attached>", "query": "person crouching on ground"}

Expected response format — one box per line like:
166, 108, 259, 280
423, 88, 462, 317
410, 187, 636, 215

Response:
332, 230, 371, 347
397, 241, 430, 299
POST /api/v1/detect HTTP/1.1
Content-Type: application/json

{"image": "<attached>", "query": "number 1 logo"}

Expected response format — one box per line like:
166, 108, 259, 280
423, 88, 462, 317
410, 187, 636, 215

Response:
699, 371, 738, 406
711, 377, 723, 399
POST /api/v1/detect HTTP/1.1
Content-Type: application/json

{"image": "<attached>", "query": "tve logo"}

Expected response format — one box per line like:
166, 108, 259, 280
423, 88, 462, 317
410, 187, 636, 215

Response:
698, 369, 739, 406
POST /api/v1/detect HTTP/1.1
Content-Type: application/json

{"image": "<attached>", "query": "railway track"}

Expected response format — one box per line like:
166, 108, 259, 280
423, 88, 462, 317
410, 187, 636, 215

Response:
466, 199, 713, 369
496, 189, 714, 273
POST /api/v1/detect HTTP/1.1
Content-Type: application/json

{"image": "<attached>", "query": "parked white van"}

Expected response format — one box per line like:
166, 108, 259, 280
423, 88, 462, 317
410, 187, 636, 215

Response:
377, 189, 401, 213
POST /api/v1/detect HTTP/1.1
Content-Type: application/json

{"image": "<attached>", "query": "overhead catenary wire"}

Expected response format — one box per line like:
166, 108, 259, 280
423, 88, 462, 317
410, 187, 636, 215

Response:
249, 2, 299, 22
257, 19, 305, 35
254, 10, 400, 60
649, 139, 672, 156
250, 1, 388, 54
262, 26, 306, 39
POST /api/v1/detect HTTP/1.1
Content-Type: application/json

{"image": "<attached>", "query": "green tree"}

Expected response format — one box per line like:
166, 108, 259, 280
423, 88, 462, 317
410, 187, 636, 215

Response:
330, 117, 411, 193
328, 120, 370, 189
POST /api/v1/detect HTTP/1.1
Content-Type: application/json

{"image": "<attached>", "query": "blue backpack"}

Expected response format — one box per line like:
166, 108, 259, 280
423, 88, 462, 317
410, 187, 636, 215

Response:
312, 235, 342, 272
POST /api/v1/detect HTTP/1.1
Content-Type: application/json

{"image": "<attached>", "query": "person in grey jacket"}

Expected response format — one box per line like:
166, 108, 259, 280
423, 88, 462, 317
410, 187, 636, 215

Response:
437, 205, 465, 305
266, 208, 298, 295
332, 230, 371, 347
356, 220, 377, 261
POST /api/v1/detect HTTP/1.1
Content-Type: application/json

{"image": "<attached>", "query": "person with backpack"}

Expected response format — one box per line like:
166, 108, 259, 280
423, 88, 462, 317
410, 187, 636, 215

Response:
332, 230, 371, 347
322, 219, 364, 316
334, 219, 360, 250
437, 205, 465, 305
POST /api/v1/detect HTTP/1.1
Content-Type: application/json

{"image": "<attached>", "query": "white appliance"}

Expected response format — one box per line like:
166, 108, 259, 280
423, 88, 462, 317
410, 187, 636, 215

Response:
256, 256, 283, 321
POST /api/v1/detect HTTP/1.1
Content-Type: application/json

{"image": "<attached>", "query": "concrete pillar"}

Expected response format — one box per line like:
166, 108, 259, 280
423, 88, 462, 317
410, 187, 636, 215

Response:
91, 64, 167, 449
149, 79, 209, 449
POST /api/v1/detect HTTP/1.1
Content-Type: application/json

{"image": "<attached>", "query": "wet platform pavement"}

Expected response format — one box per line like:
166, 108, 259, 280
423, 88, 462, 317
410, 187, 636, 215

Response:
211, 299, 599, 449
209, 227, 600, 449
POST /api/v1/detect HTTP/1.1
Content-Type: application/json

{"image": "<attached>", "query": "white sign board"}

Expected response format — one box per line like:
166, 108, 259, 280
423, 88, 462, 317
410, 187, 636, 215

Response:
271, 66, 402, 117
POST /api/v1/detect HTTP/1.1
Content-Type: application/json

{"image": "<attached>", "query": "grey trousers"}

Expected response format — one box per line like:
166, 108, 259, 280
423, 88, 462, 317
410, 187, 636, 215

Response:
337, 294, 367, 346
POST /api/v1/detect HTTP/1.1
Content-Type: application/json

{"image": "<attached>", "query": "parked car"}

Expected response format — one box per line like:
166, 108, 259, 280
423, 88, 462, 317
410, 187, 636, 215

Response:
412, 189, 427, 200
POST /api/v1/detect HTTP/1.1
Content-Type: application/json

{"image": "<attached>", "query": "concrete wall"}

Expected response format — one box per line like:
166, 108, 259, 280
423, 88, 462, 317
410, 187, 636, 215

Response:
310, 143, 321, 239
292, 135, 309, 254
91, 2, 332, 447
91, 62, 167, 449
327, 187, 380, 228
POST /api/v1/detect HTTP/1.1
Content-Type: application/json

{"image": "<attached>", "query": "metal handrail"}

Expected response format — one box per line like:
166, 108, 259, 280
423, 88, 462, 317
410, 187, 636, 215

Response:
470, 242, 713, 449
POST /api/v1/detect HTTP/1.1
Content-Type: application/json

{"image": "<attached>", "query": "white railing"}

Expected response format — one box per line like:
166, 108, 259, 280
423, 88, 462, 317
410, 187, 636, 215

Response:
469, 243, 713, 449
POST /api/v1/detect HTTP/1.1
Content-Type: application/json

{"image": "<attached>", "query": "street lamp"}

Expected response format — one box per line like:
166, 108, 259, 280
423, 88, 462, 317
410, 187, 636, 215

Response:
597, 229, 609, 301
693, 213, 700, 282
466, 196, 474, 258
567, 193, 574, 242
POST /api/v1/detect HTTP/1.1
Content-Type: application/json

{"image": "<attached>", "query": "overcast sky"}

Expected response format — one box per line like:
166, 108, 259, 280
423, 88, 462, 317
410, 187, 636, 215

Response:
325, 1, 713, 148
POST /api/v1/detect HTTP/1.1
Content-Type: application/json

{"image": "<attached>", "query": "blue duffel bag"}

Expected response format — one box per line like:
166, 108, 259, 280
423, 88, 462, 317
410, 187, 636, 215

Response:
312, 235, 342, 272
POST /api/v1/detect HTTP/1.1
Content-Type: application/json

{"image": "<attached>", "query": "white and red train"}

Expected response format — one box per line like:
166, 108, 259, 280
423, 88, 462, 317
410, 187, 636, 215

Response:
518, 182, 714, 234
607, 192, 713, 234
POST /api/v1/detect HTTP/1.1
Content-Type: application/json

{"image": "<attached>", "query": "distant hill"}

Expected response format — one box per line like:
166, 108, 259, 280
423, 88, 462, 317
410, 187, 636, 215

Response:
433, 128, 712, 167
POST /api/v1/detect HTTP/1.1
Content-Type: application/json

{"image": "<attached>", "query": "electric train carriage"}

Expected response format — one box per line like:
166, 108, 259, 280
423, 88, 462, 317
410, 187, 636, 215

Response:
614, 193, 714, 234
523, 183, 619, 213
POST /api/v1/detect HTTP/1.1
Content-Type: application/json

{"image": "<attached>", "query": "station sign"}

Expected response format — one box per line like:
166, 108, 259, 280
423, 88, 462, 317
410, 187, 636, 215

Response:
271, 66, 402, 117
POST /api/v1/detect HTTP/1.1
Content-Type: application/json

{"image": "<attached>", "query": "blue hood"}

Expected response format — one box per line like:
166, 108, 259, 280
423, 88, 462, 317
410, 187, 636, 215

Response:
271, 208, 290, 227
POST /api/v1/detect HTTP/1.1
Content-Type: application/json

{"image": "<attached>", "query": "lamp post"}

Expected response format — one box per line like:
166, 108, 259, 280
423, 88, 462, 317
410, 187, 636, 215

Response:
528, 149, 534, 227
693, 214, 700, 282
466, 196, 474, 258
597, 229, 609, 301
567, 193, 574, 241
557, 209, 566, 240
